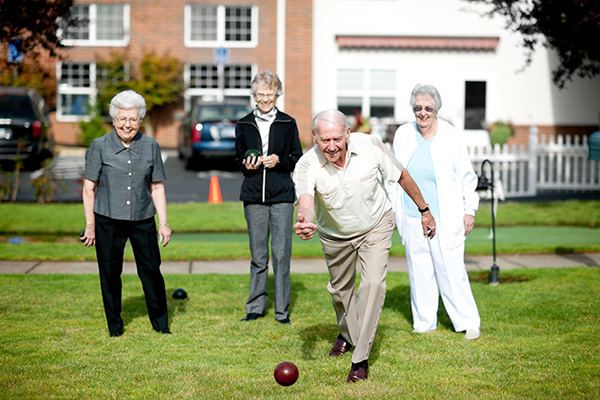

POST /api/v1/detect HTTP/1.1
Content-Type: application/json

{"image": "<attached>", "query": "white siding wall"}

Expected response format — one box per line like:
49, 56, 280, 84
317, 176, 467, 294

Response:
312, 0, 600, 132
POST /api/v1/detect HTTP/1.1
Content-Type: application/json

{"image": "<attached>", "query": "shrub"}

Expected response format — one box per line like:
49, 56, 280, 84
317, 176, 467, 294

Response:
489, 122, 515, 147
78, 114, 109, 147
31, 159, 67, 203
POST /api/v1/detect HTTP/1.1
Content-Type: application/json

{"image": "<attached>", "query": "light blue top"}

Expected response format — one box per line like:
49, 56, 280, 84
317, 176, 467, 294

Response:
403, 129, 440, 219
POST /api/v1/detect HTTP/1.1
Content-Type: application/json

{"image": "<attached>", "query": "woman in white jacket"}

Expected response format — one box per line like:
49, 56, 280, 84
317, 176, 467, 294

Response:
389, 84, 481, 340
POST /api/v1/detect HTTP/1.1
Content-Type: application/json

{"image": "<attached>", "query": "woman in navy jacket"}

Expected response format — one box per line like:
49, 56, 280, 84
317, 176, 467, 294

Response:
235, 71, 303, 324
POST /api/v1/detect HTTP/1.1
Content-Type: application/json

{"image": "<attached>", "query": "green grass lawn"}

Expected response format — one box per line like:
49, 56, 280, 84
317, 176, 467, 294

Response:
1, 225, 599, 261
1, 268, 599, 399
0, 199, 598, 236
1, 200, 599, 261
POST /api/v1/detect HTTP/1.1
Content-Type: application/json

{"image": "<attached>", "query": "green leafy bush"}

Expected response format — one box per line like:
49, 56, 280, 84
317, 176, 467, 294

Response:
78, 115, 109, 147
489, 121, 515, 147
31, 159, 67, 203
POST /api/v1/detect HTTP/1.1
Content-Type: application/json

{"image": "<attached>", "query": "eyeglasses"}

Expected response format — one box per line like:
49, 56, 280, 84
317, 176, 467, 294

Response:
413, 106, 435, 113
254, 92, 277, 100
115, 117, 140, 125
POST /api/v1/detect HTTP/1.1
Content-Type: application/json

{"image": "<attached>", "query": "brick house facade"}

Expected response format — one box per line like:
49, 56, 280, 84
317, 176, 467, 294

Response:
46, 0, 313, 149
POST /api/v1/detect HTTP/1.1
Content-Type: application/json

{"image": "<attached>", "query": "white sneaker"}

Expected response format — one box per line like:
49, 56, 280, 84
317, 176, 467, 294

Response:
465, 328, 481, 340
412, 329, 436, 334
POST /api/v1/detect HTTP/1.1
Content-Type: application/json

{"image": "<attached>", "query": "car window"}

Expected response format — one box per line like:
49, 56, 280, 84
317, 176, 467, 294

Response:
196, 104, 249, 121
0, 95, 37, 119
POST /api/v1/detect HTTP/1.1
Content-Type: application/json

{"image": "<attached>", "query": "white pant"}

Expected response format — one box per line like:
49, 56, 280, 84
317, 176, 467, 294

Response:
403, 215, 480, 332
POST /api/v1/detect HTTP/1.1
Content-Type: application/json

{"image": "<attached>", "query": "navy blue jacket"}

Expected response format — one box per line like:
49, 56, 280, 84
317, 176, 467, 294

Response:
235, 110, 302, 204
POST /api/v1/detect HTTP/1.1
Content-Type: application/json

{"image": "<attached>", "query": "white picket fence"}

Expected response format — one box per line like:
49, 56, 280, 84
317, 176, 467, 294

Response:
468, 127, 600, 198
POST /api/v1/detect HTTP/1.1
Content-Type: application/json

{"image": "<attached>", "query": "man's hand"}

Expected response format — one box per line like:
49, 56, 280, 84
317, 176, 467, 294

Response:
158, 225, 172, 247
294, 212, 317, 241
464, 214, 475, 236
421, 211, 436, 239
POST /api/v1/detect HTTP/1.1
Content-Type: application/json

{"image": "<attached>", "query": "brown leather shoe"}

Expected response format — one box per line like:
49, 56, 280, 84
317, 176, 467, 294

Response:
347, 364, 368, 383
329, 334, 352, 356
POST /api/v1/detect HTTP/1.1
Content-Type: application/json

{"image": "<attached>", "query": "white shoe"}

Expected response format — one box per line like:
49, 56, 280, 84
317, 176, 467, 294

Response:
412, 329, 436, 334
465, 328, 481, 340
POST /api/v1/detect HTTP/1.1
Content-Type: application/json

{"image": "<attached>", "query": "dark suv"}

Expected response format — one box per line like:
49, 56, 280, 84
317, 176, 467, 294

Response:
178, 100, 250, 169
0, 86, 54, 168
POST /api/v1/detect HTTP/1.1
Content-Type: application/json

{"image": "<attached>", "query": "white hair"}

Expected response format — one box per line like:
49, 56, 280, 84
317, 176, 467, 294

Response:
109, 90, 147, 120
312, 109, 349, 133
410, 84, 442, 111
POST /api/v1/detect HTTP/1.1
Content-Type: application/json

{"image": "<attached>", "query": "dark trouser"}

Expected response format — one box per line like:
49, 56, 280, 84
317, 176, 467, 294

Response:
95, 213, 168, 334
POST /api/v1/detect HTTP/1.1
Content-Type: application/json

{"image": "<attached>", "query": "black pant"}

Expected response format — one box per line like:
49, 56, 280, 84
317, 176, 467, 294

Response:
95, 213, 168, 334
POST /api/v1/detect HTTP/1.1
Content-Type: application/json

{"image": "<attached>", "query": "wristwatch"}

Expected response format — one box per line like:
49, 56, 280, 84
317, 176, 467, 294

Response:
418, 204, 430, 214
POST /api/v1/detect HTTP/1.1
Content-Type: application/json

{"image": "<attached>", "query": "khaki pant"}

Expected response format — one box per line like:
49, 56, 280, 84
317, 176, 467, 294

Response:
319, 209, 395, 363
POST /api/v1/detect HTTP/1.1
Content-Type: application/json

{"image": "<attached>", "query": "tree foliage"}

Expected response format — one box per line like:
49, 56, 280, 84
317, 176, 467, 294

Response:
0, 57, 56, 106
0, 0, 77, 57
96, 51, 183, 137
464, 0, 600, 88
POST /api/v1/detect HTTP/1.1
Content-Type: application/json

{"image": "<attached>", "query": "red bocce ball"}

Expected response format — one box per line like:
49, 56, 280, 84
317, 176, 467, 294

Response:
274, 361, 299, 386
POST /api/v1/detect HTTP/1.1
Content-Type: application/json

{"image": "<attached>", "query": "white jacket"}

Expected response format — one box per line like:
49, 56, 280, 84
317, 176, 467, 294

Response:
388, 119, 479, 249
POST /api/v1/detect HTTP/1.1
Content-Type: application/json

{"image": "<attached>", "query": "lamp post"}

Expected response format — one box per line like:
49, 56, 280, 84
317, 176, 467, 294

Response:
476, 159, 499, 285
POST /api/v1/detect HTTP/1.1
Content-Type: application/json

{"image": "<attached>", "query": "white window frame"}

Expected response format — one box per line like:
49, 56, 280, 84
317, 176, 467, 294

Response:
60, 3, 130, 47
336, 68, 397, 118
184, 4, 259, 48
56, 62, 98, 122
183, 63, 256, 111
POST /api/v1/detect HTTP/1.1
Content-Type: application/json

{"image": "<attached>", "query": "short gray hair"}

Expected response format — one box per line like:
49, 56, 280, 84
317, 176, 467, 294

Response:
109, 90, 147, 120
409, 84, 442, 112
250, 71, 283, 97
312, 109, 349, 133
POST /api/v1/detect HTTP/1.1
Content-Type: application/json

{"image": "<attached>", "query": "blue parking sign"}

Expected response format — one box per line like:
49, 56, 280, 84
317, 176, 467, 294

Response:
214, 47, 229, 66
9, 39, 23, 63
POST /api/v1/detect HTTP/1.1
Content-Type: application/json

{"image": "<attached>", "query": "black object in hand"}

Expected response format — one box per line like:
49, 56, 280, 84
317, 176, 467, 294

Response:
80, 229, 86, 243
244, 148, 261, 159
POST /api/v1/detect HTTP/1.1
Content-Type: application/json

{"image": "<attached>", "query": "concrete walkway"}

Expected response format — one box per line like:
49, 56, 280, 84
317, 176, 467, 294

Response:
1, 253, 599, 274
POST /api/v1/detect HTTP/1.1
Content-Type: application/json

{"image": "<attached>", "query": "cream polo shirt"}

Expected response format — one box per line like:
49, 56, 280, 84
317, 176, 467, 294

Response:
293, 132, 404, 239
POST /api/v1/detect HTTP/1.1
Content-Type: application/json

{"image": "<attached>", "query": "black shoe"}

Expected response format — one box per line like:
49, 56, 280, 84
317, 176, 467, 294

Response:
160, 328, 172, 334
347, 360, 369, 383
329, 334, 352, 356
277, 317, 291, 324
109, 330, 123, 338
241, 313, 264, 321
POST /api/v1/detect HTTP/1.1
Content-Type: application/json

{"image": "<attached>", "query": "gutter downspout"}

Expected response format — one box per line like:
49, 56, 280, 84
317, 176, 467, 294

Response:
276, 0, 286, 112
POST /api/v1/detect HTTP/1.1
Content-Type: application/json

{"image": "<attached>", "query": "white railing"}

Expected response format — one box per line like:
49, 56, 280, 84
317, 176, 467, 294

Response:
374, 121, 600, 198
468, 127, 600, 198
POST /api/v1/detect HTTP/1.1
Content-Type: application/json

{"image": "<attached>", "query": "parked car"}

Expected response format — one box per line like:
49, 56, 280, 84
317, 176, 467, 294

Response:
178, 100, 251, 169
0, 86, 54, 168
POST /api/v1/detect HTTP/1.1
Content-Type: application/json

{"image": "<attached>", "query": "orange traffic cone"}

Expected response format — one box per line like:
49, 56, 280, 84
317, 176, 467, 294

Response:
209, 175, 222, 204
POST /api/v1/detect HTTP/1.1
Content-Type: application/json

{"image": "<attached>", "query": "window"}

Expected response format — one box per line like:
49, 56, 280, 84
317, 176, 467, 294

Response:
369, 70, 395, 118
336, 68, 396, 119
370, 97, 395, 119
464, 81, 486, 130
57, 62, 96, 121
61, 3, 130, 46
338, 97, 362, 118
337, 69, 363, 91
190, 5, 218, 42
185, 64, 254, 111
224, 65, 254, 89
190, 65, 220, 89
185, 5, 258, 47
